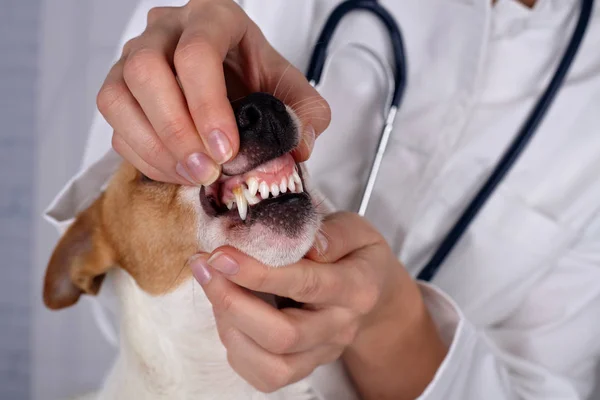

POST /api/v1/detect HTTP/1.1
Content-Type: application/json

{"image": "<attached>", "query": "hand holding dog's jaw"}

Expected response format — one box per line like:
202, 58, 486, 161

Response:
190, 211, 448, 396
42, 93, 341, 397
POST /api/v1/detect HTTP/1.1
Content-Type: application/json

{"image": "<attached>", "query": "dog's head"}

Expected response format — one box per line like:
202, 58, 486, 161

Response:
43, 93, 325, 310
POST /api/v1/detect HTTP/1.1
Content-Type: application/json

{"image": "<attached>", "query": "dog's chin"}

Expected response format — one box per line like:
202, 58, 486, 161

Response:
223, 195, 319, 267
199, 155, 319, 267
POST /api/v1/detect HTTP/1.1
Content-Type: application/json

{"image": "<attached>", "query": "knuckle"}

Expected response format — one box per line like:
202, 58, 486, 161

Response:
211, 1, 238, 23
140, 135, 167, 163
293, 268, 321, 301
111, 134, 125, 155
156, 116, 190, 145
97, 81, 128, 116
123, 48, 162, 86
266, 361, 294, 391
355, 281, 381, 314
253, 266, 270, 293
215, 292, 234, 314
122, 37, 140, 56
270, 321, 300, 354
218, 326, 237, 349
337, 322, 359, 346
174, 34, 212, 71
146, 6, 170, 25
143, 169, 164, 182
254, 380, 278, 394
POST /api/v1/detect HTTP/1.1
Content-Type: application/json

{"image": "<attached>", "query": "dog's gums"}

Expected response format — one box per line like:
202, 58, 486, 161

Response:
202, 153, 305, 221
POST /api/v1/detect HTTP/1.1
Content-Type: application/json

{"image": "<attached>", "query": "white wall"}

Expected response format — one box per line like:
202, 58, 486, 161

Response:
33, 1, 138, 399
0, 1, 40, 398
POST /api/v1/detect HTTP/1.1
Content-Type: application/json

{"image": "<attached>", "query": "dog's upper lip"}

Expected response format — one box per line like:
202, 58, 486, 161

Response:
200, 152, 307, 221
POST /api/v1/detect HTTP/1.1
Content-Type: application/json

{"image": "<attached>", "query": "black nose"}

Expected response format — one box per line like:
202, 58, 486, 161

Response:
233, 93, 294, 148
223, 93, 299, 176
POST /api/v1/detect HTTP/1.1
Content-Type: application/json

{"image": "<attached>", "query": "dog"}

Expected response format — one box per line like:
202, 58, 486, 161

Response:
43, 93, 358, 399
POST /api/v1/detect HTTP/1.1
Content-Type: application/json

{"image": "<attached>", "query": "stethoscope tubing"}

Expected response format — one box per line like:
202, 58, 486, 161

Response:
305, 0, 595, 282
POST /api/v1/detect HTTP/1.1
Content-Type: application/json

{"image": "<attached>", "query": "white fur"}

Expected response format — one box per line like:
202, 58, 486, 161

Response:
82, 173, 349, 399
88, 269, 332, 400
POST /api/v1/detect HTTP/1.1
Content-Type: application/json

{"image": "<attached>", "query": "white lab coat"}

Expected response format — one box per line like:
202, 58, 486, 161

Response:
45, 0, 600, 398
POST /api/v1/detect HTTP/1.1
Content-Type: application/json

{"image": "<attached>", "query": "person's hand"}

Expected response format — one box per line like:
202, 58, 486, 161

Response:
189, 212, 448, 398
97, 0, 330, 185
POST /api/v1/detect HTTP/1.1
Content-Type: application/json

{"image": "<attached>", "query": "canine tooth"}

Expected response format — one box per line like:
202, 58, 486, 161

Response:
293, 171, 301, 184
244, 188, 261, 205
259, 182, 269, 199
271, 183, 280, 197
233, 188, 248, 221
297, 180, 304, 193
288, 176, 296, 192
280, 178, 288, 193
247, 177, 259, 197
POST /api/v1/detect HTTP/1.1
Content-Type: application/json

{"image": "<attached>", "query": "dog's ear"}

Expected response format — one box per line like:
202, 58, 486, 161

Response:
43, 195, 115, 310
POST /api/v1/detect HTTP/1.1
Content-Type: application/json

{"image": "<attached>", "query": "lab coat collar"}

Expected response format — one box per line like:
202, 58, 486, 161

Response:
44, 149, 121, 234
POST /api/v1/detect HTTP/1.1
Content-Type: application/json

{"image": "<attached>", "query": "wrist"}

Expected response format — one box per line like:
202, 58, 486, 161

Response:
344, 277, 448, 400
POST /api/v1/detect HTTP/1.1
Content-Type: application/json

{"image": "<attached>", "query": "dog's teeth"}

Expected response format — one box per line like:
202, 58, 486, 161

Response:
293, 171, 301, 185
280, 178, 288, 193
247, 177, 259, 197
244, 188, 261, 205
226, 200, 234, 210
259, 182, 269, 199
270, 183, 280, 197
288, 176, 296, 192
297, 180, 304, 193
233, 188, 248, 221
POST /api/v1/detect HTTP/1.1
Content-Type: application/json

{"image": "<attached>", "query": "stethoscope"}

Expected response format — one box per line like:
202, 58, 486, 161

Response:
306, 0, 594, 282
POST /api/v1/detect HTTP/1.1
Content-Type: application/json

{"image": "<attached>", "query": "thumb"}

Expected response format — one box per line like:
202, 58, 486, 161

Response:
262, 47, 331, 161
305, 212, 383, 263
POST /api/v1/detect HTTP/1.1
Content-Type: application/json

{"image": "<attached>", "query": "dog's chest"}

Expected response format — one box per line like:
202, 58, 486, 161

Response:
110, 271, 327, 399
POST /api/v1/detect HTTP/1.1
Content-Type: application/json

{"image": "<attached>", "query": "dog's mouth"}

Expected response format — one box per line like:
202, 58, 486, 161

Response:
200, 152, 308, 223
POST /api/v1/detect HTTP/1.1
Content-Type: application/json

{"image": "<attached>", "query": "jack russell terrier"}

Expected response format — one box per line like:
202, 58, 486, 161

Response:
43, 93, 357, 399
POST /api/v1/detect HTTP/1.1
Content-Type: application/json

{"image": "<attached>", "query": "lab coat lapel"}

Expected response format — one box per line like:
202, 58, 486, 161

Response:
400, 157, 579, 326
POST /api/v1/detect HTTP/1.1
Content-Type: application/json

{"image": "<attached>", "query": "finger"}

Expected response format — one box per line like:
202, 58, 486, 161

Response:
305, 211, 382, 263
218, 320, 342, 393
201, 247, 366, 307
174, 5, 245, 167
264, 55, 330, 162
121, 27, 221, 186
111, 134, 189, 184
97, 60, 189, 184
193, 257, 356, 354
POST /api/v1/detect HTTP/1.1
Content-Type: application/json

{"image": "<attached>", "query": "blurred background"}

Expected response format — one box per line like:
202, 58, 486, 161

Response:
1, 0, 138, 399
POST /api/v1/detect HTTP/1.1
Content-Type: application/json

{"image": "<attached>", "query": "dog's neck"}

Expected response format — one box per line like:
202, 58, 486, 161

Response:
101, 269, 243, 399
100, 269, 311, 400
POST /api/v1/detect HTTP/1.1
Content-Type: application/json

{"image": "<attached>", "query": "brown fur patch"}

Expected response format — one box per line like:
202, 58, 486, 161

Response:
102, 163, 197, 295
44, 162, 199, 309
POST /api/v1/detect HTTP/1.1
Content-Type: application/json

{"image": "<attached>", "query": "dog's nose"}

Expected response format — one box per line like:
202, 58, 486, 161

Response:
234, 93, 290, 145
223, 92, 298, 176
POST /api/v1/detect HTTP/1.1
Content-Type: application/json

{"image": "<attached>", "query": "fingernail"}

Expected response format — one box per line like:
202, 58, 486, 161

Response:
175, 163, 195, 185
206, 129, 233, 164
207, 251, 239, 275
185, 153, 220, 185
189, 257, 212, 285
315, 232, 328, 254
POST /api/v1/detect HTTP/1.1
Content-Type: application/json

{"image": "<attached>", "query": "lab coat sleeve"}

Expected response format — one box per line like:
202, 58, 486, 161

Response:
416, 224, 600, 399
